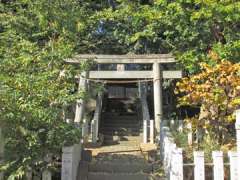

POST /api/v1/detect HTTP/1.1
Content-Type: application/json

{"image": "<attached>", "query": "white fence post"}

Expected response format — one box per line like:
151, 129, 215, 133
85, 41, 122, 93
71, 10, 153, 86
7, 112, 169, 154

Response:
168, 142, 176, 179
150, 120, 154, 144
235, 110, 240, 152
212, 151, 224, 180
228, 151, 239, 180
143, 120, 148, 143
194, 151, 205, 180
42, 170, 52, 180
187, 123, 192, 146
170, 148, 183, 180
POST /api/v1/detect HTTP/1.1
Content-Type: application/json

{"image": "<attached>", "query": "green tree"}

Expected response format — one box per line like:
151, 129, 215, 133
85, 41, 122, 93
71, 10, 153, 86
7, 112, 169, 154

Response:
0, 0, 87, 178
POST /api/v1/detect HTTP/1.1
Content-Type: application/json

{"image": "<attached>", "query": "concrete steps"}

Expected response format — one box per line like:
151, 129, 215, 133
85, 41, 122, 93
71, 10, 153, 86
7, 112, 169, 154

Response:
89, 162, 152, 173
87, 172, 150, 180
86, 150, 154, 180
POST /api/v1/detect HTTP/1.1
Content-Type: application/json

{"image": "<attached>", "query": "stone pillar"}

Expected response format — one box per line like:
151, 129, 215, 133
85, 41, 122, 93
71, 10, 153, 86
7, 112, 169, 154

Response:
153, 62, 162, 136
62, 144, 82, 180
91, 120, 97, 143
150, 120, 154, 144
74, 71, 89, 124
42, 170, 52, 180
143, 120, 147, 143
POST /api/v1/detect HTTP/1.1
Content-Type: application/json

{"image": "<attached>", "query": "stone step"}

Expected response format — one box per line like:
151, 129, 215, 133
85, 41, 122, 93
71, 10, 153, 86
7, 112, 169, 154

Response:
102, 123, 140, 128
101, 131, 141, 136
100, 127, 140, 131
87, 172, 150, 180
102, 115, 138, 120
102, 119, 139, 123
89, 163, 153, 173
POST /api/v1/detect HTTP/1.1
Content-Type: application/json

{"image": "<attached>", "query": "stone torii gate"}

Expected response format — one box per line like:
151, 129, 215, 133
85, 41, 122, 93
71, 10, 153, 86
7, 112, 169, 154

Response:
67, 54, 182, 142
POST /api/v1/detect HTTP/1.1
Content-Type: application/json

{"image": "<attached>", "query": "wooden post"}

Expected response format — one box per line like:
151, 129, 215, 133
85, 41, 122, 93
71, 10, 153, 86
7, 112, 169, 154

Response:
143, 120, 148, 143
74, 71, 88, 125
228, 151, 239, 180
194, 151, 205, 180
153, 62, 162, 137
42, 170, 52, 180
212, 151, 224, 180
187, 123, 192, 146
150, 120, 154, 143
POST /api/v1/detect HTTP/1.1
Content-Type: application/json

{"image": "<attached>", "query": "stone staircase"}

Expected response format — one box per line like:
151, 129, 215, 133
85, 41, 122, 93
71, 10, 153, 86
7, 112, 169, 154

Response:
78, 97, 164, 180
100, 112, 141, 143
87, 153, 154, 180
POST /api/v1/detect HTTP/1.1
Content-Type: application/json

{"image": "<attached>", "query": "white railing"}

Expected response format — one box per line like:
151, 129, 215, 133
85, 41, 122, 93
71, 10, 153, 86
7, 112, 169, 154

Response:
160, 109, 240, 180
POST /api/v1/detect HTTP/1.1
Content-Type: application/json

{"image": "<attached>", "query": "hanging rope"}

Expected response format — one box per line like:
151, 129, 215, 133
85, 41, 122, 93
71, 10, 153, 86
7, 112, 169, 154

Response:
78, 76, 155, 84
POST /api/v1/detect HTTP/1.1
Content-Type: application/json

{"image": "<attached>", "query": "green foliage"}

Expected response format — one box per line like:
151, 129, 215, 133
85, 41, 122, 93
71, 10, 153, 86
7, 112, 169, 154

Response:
0, 0, 86, 178
77, 0, 240, 73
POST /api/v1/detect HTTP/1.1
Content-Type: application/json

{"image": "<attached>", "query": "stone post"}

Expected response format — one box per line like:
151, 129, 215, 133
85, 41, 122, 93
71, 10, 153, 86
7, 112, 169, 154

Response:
143, 120, 148, 143
26, 169, 32, 180
150, 120, 154, 144
91, 120, 97, 143
194, 151, 205, 180
212, 151, 224, 180
42, 170, 52, 180
74, 71, 89, 125
153, 62, 162, 137
61, 144, 82, 180
82, 119, 88, 139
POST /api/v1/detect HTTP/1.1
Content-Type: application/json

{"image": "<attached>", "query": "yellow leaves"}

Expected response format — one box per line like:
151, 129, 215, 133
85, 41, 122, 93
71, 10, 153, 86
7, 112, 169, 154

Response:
208, 50, 219, 61
176, 57, 240, 136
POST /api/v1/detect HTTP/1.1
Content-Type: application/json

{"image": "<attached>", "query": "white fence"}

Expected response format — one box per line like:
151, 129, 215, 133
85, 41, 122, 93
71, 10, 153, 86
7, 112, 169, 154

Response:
160, 110, 240, 180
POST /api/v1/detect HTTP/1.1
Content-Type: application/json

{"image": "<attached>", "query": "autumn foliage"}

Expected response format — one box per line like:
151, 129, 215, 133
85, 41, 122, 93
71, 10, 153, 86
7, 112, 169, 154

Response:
176, 53, 240, 144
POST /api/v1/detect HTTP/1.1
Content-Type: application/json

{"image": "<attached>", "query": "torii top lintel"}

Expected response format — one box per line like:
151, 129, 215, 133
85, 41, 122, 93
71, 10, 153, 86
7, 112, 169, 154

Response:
66, 54, 175, 64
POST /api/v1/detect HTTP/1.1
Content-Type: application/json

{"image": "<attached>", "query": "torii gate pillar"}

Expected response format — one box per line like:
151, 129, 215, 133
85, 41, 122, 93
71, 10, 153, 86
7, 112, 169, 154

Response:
153, 62, 163, 136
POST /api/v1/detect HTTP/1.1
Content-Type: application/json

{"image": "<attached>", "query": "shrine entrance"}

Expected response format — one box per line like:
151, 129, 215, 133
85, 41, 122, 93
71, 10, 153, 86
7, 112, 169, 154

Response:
67, 54, 182, 144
